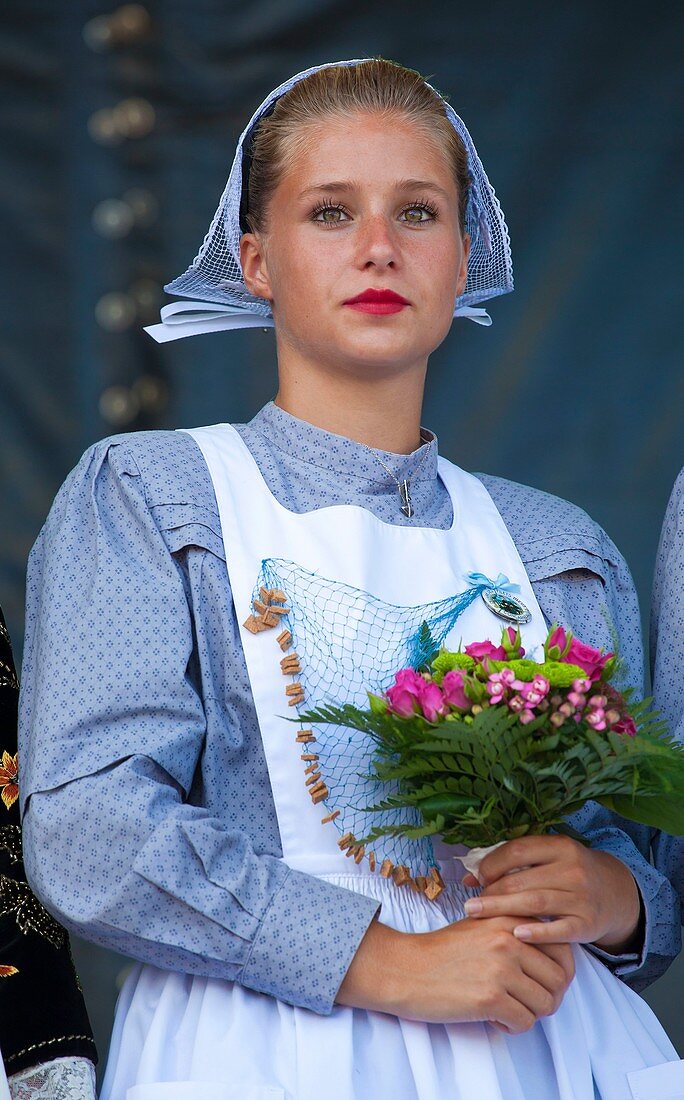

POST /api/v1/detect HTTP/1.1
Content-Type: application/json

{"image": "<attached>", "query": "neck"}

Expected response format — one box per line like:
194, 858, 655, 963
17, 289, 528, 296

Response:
274, 348, 428, 455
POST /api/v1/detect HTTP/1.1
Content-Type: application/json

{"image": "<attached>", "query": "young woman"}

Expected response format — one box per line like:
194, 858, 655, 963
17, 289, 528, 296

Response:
19, 59, 683, 1100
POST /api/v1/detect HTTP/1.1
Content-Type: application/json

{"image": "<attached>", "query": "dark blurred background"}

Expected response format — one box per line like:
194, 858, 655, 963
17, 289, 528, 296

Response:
1, 0, 683, 1076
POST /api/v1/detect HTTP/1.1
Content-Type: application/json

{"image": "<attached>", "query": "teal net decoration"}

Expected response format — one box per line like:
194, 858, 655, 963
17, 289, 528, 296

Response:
254, 559, 502, 876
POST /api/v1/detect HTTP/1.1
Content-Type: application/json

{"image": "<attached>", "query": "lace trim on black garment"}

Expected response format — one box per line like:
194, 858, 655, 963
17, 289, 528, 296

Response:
9, 1057, 97, 1100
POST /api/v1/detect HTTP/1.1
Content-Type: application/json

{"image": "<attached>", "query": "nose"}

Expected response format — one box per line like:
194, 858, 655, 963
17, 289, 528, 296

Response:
355, 213, 398, 271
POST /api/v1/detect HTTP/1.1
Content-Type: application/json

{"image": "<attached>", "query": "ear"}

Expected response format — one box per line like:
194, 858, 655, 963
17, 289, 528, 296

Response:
240, 232, 274, 301
457, 233, 471, 297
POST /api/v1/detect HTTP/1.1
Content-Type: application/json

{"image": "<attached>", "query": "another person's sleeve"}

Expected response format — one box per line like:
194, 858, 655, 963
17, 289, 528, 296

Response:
532, 530, 681, 989
19, 440, 379, 1017
651, 470, 684, 919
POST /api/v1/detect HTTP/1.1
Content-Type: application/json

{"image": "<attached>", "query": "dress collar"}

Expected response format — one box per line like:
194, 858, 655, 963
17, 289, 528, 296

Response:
249, 401, 440, 486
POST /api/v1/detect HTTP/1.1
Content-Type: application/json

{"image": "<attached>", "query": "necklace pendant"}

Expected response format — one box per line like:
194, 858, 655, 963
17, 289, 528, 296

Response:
399, 479, 413, 518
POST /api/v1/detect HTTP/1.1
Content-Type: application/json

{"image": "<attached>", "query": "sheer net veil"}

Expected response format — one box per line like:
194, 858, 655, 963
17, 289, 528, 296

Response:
145, 59, 513, 343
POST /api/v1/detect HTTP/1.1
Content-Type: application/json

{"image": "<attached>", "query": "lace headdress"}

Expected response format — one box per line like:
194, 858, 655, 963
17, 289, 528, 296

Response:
145, 59, 513, 343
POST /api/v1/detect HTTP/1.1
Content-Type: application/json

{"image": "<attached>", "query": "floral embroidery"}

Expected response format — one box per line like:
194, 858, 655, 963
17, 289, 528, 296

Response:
0, 824, 21, 863
0, 750, 18, 810
0, 964, 18, 977
0, 874, 66, 948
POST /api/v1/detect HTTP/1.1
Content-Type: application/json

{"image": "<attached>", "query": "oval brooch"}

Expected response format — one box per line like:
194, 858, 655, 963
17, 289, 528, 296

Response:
482, 587, 532, 625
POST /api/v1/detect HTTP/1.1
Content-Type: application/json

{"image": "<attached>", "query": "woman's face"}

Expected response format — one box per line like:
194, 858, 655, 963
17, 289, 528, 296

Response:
240, 111, 469, 379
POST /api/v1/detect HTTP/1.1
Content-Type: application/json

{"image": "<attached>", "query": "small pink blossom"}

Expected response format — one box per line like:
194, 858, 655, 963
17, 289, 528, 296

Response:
588, 695, 608, 709
509, 694, 526, 713
568, 691, 587, 709
486, 683, 505, 705
519, 709, 536, 725
522, 688, 544, 707
532, 675, 550, 696
572, 678, 592, 694
586, 709, 607, 731
442, 668, 470, 711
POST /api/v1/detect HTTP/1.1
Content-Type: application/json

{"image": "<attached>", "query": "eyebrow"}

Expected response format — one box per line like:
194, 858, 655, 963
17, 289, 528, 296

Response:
298, 179, 452, 201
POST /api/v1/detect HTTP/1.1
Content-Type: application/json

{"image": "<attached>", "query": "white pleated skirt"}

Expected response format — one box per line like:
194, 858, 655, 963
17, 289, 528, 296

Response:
101, 875, 684, 1100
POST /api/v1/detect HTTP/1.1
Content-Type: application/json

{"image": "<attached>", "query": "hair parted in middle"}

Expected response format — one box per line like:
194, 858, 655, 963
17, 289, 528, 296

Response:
244, 58, 471, 236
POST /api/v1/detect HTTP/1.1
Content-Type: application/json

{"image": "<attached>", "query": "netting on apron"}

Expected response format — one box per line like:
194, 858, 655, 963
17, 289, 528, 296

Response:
254, 558, 486, 875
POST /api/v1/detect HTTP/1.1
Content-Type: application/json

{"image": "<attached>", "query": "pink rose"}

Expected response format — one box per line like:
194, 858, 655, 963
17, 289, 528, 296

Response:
386, 669, 445, 722
565, 639, 612, 682
465, 639, 507, 661
386, 668, 425, 717
548, 627, 612, 682
503, 626, 526, 657
417, 680, 446, 723
442, 668, 470, 711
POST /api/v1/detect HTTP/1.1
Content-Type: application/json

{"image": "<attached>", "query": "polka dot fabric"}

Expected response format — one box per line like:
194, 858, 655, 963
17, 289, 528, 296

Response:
18, 402, 680, 1015
651, 468, 684, 915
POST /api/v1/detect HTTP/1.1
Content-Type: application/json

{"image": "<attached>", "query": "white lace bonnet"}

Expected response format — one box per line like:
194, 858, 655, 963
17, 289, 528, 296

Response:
145, 59, 513, 343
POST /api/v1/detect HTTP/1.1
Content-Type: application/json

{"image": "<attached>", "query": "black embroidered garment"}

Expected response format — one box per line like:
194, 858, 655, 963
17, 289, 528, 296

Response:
0, 609, 96, 1075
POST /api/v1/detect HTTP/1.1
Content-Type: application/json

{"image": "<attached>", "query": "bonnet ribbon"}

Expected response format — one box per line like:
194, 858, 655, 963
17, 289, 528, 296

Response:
144, 299, 492, 344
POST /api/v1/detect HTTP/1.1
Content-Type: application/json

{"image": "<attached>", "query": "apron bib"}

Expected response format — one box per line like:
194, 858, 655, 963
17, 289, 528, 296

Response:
101, 425, 683, 1100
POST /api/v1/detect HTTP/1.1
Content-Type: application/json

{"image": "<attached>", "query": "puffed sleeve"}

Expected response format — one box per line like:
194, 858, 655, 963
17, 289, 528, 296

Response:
19, 438, 379, 1016
651, 469, 684, 914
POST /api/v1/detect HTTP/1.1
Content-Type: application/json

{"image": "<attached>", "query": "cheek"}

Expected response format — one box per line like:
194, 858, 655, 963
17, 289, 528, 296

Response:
417, 239, 463, 312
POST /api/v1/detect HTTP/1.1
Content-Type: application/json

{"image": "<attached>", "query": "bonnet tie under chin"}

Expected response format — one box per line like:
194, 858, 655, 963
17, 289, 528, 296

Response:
145, 300, 493, 343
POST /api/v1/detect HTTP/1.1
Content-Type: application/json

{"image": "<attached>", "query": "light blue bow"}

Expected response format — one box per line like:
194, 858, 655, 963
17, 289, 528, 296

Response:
465, 571, 521, 594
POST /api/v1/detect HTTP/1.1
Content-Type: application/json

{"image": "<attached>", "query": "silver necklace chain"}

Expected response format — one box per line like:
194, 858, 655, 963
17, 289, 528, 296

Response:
364, 430, 432, 518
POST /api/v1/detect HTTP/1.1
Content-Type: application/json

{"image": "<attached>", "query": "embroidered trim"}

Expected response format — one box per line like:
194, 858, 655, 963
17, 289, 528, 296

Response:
4, 1035, 95, 1066
0, 657, 18, 690
0, 874, 67, 948
0, 824, 22, 863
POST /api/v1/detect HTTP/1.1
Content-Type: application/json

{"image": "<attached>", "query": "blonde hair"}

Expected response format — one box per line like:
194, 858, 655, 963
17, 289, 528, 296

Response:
245, 59, 470, 234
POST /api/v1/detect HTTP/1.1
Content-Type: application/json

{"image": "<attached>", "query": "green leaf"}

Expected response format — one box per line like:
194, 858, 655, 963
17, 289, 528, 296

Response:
368, 692, 389, 716
599, 794, 684, 835
417, 793, 481, 816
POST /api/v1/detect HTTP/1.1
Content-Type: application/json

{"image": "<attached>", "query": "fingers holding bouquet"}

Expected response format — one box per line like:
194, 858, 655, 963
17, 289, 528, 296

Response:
462, 835, 643, 953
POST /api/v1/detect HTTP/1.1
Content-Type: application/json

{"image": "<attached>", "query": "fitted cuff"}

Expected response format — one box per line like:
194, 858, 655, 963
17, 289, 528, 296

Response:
240, 866, 380, 1014
586, 832, 681, 988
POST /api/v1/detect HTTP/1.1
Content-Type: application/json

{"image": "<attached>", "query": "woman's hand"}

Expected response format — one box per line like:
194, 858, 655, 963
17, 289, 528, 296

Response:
336, 914, 575, 1033
462, 835, 643, 953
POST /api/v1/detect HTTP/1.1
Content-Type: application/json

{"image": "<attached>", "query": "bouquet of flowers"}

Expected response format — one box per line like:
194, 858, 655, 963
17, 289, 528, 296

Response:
302, 625, 684, 858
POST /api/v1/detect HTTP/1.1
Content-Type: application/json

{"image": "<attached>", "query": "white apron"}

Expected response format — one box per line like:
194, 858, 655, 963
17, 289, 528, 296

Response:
101, 425, 684, 1100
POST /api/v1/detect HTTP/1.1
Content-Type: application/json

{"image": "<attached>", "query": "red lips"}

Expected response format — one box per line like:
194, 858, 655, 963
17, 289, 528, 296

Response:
343, 288, 411, 315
